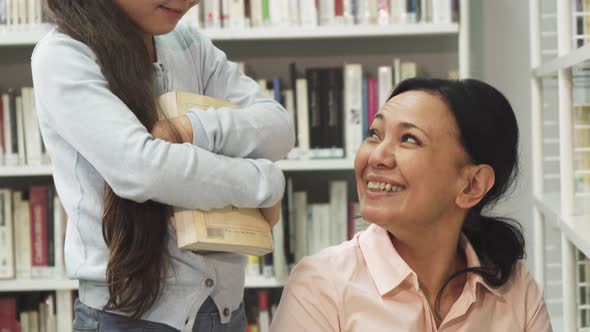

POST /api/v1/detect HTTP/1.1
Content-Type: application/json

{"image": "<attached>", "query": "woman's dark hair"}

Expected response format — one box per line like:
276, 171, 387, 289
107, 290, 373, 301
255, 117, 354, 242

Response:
44, 0, 181, 318
389, 78, 525, 321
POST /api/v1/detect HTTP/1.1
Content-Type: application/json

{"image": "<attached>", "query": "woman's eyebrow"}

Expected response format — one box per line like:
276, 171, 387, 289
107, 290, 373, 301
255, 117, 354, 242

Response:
398, 122, 431, 139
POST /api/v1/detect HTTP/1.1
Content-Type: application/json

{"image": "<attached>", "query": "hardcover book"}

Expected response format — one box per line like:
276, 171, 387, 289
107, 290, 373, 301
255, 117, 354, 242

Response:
157, 91, 273, 256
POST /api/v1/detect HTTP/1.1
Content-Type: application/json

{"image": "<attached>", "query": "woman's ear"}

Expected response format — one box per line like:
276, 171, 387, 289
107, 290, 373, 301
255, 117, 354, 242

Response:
456, 165, 495, 209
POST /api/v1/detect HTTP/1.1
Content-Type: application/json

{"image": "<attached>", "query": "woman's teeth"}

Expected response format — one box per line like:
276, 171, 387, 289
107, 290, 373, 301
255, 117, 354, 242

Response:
367, 181, 404, 192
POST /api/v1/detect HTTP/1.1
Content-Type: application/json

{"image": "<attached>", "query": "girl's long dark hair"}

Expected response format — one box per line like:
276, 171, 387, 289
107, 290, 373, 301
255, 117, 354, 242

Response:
389, 78, 525, 321
45, 0, 181, 318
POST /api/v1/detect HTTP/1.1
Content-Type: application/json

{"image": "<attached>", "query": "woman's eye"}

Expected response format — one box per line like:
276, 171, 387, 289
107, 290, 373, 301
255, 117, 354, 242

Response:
401, 134, 419, 144
367, 128, 380, 139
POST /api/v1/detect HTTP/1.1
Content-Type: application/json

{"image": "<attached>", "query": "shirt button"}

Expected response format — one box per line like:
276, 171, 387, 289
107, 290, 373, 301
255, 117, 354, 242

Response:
223, 308, 230, 317
204, 278, 214, 288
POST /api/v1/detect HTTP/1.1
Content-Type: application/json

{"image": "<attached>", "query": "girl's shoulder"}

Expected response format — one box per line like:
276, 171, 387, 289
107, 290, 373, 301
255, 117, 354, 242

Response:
158, 21, 209, 51
32, 28, 97, 70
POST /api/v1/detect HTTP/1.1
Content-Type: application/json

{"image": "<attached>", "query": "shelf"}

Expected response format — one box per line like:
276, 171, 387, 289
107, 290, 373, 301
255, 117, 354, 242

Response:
244, 275, 285, 288
0, 278, 78, 292
276, 159, 354, 171
0, 25, 51, 46
0, 275, 283, 292
0, 165, 52, 177
0, 23, 459, 46
534, 192, 590, 257
203, 23, 459, 41
534, 43, 590, 77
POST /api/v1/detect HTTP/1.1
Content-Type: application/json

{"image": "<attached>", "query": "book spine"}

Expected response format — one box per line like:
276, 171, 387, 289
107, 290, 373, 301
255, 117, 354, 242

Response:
8, 90, 18, 165
46, 186, 55, 269
0, 190, 14, 278
299, 0, 318, 27
330, 181, 348, 246
378, 66, 393, 107
432, 0, 451, 23
368, 77, 379, 127
288, 0, 300, 26
272, 76, 282, 104
344, 64, 363, 158
377, 0, 390, 25
319, 0, 335, 26
15, 95, 25, 165
407, 0, 418, 23
257, 291, 270, 332
390, 0, 407, 23
30, 185, 49, 275
262, 0, 269, 25
293, 192, 308, 261
295, 79, 310, 157
13, 192, 30, 278
0, 0, 5, 25
250, 0, 263, 27
204, 0, 221, 28
229, 0, 246, 29
306, 69, 322, 152
272, 199, 288, 281
288, 62, 299, 145
343, 0, 354, 24
326, 68, 344, 157
220, 0, 230, 27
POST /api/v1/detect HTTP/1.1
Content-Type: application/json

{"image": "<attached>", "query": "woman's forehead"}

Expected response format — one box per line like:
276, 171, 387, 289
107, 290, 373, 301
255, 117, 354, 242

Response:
379, 91, 457, 133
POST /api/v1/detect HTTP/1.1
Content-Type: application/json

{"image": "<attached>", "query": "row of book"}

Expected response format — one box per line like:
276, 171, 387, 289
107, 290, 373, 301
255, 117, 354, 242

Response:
246, 179, 370, 281
246, 60, 440, 160
0, 185, 67, 280
575, 105, 590, 193
244, 289, 281, 332
187, 0, 459, 30
0, 0, 458, 28
0, 292, 74, 332
0, 89, 50, 167
0, 0, 43, 26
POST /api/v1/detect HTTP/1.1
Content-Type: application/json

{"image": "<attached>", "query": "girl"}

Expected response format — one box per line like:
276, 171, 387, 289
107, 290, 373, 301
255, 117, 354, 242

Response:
270, 78, 552, 331
31, 1, 294, 331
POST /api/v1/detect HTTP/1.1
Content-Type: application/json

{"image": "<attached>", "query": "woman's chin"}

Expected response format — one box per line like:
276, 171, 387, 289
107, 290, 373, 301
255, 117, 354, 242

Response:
361, 206, 399, 228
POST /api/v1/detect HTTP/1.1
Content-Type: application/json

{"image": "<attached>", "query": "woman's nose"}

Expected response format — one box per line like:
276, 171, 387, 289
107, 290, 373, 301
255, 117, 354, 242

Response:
368, 141, 396, 169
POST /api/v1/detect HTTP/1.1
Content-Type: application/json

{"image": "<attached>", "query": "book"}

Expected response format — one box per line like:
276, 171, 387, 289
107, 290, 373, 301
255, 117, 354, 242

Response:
0, 189, 14, 279
157, 91, 273, 256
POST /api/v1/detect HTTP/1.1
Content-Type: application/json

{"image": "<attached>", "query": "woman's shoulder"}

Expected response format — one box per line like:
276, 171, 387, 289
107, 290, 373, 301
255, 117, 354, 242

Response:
499, 260, 545, 310
291, 234, 366, 282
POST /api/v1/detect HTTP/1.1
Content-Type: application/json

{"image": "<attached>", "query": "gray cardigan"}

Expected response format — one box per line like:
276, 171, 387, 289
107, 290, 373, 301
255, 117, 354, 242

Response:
31, 21, 294, 331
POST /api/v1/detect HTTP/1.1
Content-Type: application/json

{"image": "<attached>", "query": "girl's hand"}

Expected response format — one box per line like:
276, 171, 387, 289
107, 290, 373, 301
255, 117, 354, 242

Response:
260, 198, 282, 227
151, 115, 193, 144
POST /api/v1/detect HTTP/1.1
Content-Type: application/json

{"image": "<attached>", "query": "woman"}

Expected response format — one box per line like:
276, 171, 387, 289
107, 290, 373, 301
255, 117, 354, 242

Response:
32, 0, 293, 331
271, 78, 552, 331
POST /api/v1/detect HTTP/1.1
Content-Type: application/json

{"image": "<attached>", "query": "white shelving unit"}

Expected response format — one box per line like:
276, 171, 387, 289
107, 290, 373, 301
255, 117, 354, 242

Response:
0, 0, 470, 325
530, 0, 590, 330
0, 23, 459, 46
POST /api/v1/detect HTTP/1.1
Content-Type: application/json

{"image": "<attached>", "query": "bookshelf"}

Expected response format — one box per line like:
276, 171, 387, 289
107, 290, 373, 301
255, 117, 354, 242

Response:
0, 0, 470, 330
530, 0, 590, 330
0, 23, 460, 46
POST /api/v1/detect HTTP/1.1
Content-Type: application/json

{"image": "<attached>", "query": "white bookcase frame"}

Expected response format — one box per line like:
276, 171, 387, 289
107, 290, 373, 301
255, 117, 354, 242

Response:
530, 0, 590, 330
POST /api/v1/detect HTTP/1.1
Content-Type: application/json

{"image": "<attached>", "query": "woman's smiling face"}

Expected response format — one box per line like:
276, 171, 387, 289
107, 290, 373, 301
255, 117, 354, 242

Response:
355, 90, 472, 230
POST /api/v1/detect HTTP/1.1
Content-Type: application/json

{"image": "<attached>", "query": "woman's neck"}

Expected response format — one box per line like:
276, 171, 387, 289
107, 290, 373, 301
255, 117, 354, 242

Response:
386, 214, 467, 322
144, 34, 156, 62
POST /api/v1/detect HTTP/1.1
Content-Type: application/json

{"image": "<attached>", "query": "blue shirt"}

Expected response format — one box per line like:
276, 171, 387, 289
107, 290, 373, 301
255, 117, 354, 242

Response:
31, 22, 294, 331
